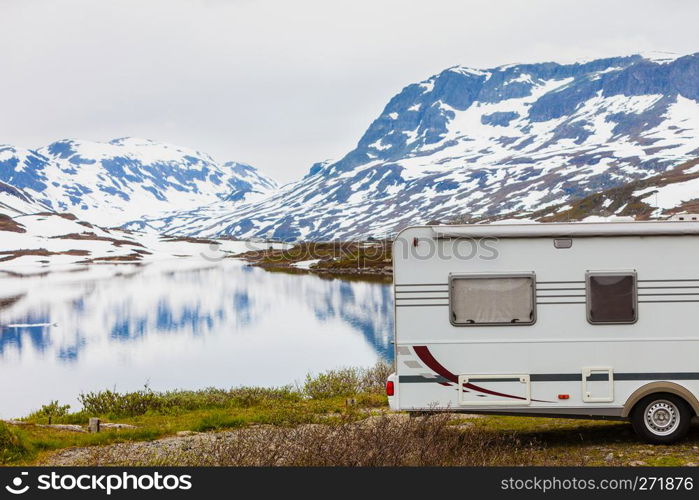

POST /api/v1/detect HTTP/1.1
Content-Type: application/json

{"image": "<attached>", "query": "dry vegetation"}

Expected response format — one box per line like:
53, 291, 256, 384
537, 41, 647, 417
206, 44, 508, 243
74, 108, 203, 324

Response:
3, 363, 699, 467
0, 213, 26, 233
50, 231, 145, 248
57, 413, 537, 467
238, 241, 392, 280
0, 248, 90, 262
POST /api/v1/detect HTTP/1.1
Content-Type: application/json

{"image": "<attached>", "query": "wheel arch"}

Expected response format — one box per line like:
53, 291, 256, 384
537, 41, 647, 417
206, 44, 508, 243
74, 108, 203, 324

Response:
622, 381, 699, 418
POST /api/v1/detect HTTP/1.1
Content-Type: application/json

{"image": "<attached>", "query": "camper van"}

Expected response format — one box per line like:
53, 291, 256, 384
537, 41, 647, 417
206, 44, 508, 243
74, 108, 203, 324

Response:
387, 221, 699, 444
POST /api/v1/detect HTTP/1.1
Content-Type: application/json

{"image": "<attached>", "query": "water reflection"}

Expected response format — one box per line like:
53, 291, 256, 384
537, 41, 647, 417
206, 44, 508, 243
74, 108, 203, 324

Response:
0, 260, 394, 417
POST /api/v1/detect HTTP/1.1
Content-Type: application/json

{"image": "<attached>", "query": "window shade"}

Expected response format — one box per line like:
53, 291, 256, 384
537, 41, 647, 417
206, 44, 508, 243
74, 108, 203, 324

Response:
450, 276, 535, 325
588, 274, 636, 324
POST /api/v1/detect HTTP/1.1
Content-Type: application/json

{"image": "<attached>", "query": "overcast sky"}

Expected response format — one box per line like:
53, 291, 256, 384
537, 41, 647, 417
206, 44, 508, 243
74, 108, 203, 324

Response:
0, 0, 697, 183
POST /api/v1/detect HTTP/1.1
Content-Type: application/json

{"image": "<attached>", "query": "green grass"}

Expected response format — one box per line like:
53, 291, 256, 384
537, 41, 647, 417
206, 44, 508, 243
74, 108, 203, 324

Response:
0, 422, 31, 464
10, 397, 377, 465
75, 385, 302, 418
237, 241, 392, 281
3, 363, 391, 465
192, 415, 246, 432
8, 361, 699, 466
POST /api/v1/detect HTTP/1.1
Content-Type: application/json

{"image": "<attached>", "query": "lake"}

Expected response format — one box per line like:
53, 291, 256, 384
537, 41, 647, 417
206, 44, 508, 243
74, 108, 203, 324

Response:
0, 259, 394, 417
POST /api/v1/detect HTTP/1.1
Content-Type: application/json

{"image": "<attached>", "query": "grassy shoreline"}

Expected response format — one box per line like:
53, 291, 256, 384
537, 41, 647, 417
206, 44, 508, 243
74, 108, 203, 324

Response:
236, 241, 392, 282
4, 363, 699, 466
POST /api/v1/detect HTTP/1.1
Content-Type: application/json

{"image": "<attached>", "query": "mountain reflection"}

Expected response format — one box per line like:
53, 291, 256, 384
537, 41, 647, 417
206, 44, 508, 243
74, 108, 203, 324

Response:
0, 261, 393, 364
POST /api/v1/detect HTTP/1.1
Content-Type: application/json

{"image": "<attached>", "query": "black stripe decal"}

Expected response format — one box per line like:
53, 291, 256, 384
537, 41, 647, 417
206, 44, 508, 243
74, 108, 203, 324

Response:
640, 286, 699, 289
537, 302, 585, 305
468, 377, 522, 383
395, 297, 449, 300
538, 288, 585, 291
395, 283, 448, 287
538, 281, 584, 284
399, 375, 450, 383
639, 300, 699, 303
639, 279, 699, 282
397, 301, 699, 307
399, 373, 699, 383
536, 294, 584, 299
640, 293, 699, 296
399, 280, 699, 286
396, 304, 448, 307
398, 280, 699, 286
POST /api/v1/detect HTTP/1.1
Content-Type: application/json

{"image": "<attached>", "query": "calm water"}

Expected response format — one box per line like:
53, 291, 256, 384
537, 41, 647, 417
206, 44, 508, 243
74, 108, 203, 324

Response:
0, 260, 394, 417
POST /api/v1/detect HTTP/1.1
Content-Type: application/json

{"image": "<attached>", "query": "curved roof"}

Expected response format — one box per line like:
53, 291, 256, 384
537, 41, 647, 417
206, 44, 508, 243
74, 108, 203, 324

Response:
431, 221, 699, 239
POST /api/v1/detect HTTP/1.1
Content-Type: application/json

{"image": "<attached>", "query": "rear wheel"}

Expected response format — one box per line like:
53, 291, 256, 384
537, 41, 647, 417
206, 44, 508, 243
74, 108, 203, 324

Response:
631, 393, 691, 444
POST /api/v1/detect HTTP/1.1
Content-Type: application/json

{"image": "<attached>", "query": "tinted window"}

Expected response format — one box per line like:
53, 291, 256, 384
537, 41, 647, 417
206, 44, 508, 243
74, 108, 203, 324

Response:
450, 275, 535, 326
587, 273, 637, 324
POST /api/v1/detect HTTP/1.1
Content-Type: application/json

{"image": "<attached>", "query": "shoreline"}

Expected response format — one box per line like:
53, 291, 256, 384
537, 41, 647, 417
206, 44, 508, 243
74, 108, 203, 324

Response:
235, 241, 393, 283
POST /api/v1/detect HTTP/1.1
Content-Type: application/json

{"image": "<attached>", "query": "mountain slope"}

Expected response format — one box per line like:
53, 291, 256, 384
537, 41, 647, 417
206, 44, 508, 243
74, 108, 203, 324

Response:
497, 157, 699, 223
0, 180, 49, 218
145, 52, 699, 240
0, 138, 277, 227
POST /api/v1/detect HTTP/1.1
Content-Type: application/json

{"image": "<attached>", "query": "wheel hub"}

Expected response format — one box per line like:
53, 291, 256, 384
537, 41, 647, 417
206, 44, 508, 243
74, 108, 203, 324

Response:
645, 400, 679, 436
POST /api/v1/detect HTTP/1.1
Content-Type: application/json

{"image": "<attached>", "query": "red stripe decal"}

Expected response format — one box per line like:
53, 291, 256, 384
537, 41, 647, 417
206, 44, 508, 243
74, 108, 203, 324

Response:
412, 345, 458, 383
413, 345, 541, 402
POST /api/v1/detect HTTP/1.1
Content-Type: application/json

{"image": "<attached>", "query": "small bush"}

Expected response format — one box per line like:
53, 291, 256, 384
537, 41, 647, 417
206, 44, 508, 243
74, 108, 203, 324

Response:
77, 385, 301, 418
26, 401, 71, 423
79, 388, 162, 417
303, 368, 362, 399
360, 361, 393, 393
0, 422, 31, 464
303, 361, 393, 399
36, 363, 391, 420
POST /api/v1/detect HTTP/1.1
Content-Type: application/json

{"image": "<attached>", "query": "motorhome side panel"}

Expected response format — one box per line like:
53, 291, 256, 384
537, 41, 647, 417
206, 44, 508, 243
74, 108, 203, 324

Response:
392, 226, 699, 416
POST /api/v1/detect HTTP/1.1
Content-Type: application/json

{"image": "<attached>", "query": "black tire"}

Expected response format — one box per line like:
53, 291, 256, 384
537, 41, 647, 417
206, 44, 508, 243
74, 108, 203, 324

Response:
630, 393, 692, 444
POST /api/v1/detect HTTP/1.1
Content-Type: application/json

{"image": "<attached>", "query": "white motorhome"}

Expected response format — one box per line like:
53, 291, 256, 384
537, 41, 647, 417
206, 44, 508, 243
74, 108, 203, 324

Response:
387, 221, 699, 443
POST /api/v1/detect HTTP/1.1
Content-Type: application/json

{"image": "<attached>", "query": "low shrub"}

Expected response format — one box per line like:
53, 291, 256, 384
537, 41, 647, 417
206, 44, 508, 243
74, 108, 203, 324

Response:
303, 361, 393, 399
0, 422, 31, 464
77, 385, 301, 418
25, 401, 72, 423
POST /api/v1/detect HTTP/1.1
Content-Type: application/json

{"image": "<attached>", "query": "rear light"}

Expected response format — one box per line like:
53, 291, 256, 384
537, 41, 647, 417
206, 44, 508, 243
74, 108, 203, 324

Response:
558, 394, 570, 400
386, 380, 395, 396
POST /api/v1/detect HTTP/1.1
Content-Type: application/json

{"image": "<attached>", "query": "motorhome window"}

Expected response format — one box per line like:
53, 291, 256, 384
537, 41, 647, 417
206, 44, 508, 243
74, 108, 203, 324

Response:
586, 273, 637, 324
449, 275, 535, 326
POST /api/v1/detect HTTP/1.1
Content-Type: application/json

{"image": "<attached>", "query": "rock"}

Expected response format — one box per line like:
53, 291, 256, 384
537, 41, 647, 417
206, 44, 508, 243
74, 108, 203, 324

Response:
176, 431, 199, 437
452, 423, 475, 431
604, 452, 614, 462
628, 460, 647, 466
37, 424, 86, 433
101, 423, 137, 430
2, 420, 29, 426
685, 462, 698, 467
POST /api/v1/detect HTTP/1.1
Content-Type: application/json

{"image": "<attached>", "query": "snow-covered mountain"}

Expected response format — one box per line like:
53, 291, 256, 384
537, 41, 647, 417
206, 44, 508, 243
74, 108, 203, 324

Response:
141, 52, 699, 240
501, 157, 699, 223
0, 180, 49, 219
0, 138, 276, 227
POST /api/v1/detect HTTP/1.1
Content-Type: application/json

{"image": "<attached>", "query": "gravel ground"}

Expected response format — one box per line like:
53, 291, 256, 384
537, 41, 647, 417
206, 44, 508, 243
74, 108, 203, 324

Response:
39, 413, 483, 466
41, 430, 238, 466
